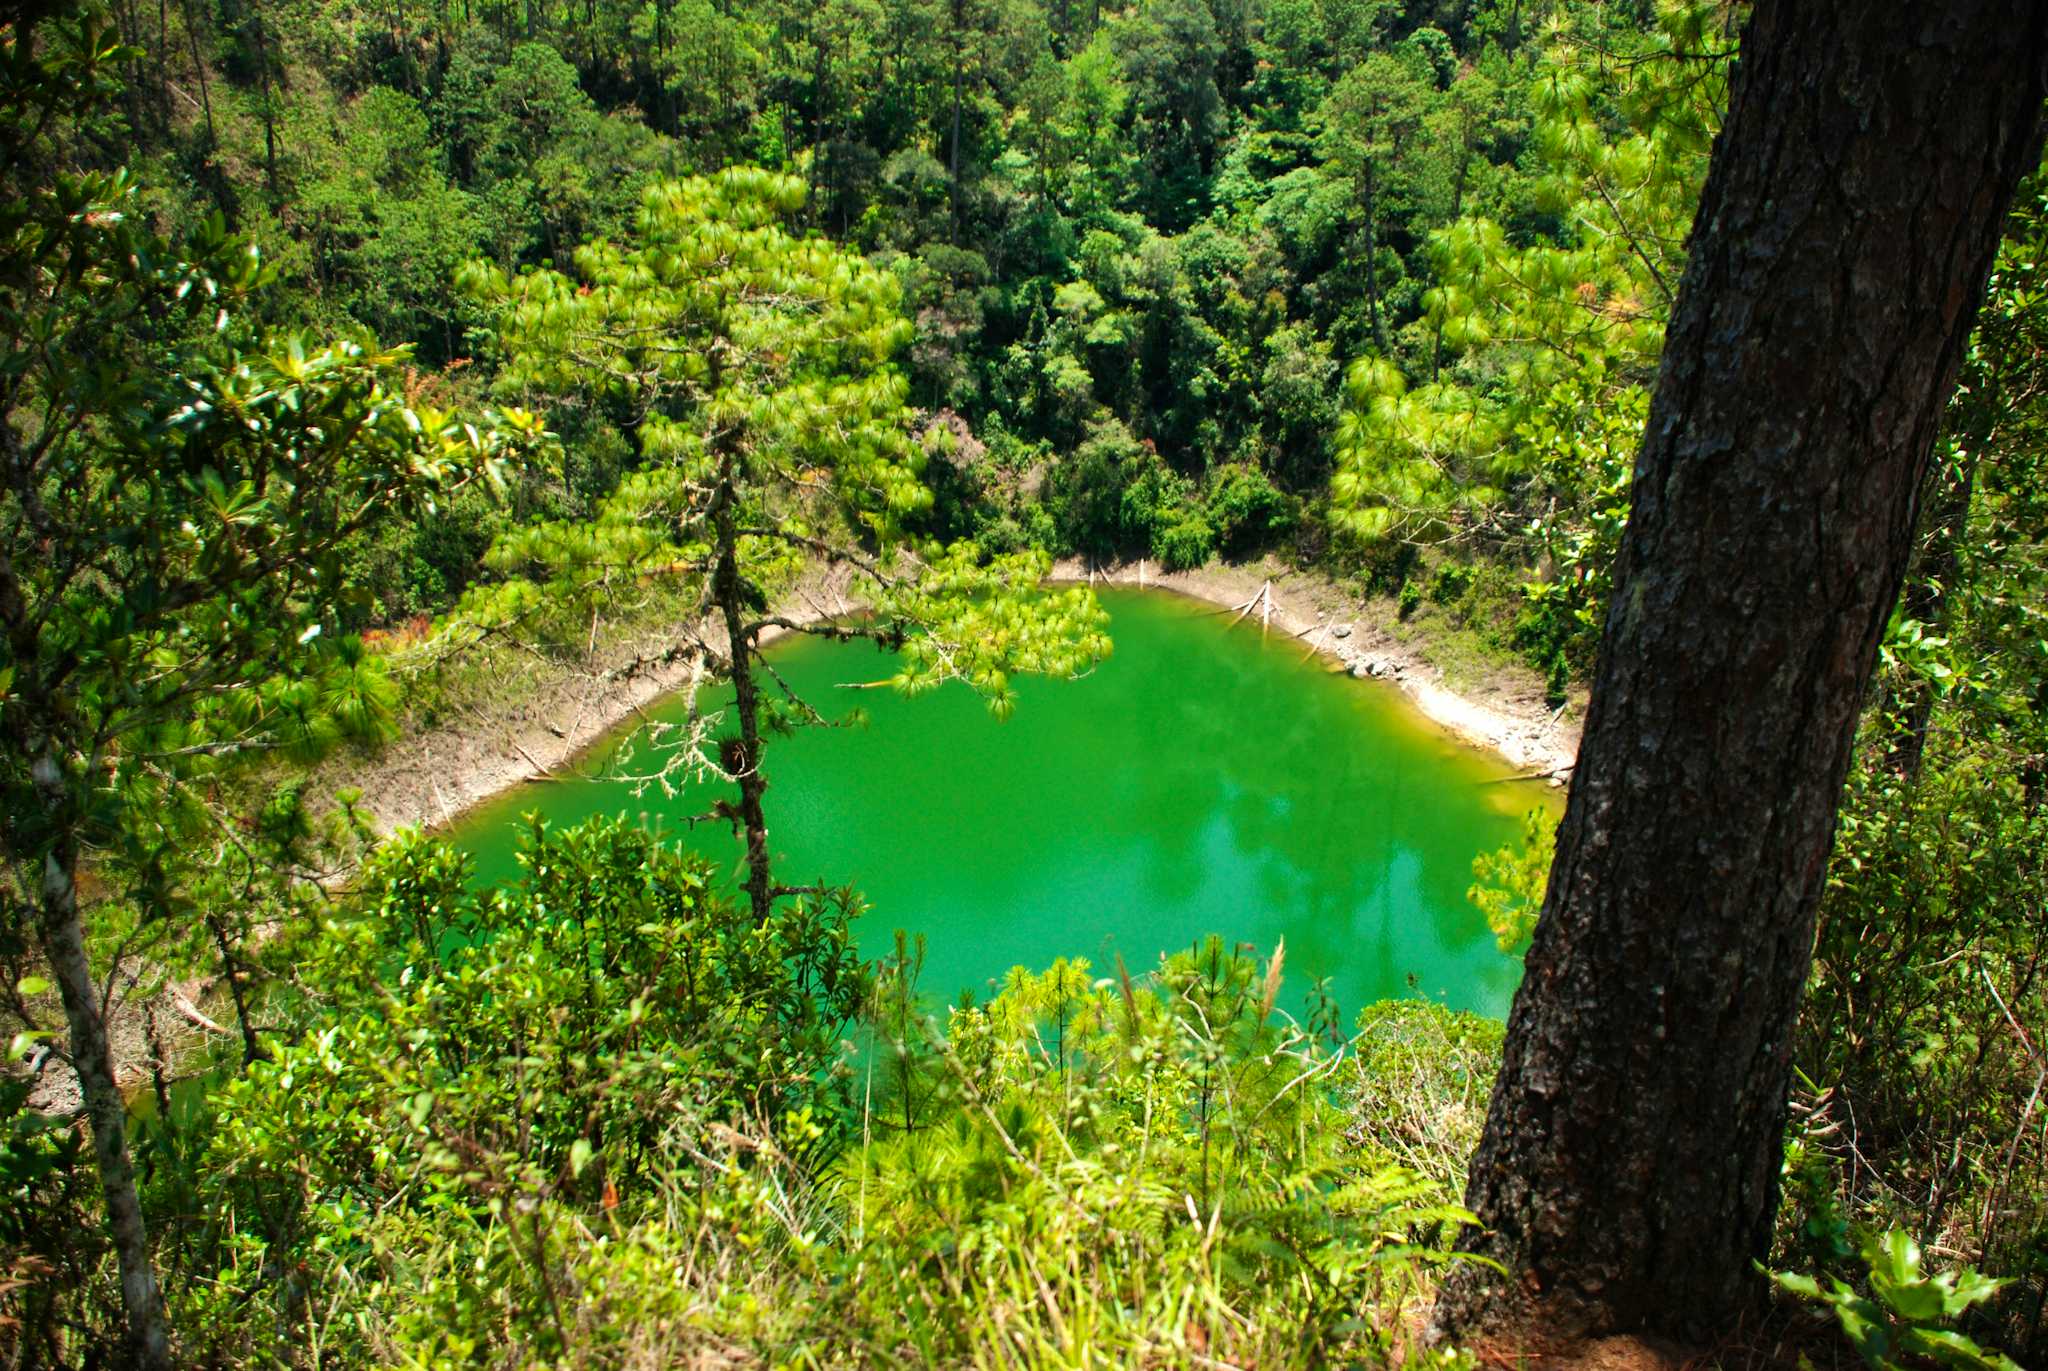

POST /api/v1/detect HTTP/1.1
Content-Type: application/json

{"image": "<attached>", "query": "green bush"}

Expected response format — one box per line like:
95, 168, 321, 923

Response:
1045, 418, 1153, 559
1430, 561, 1476, 605
1771, 1230, 2025, 1371
1794, 731, 2048, 1354
1153, 509, 1218, 570
120, 850, 1507, 1366
835, 937, 1489, 1365
1206, 463, 1297, 557
186, 816, 866, 1365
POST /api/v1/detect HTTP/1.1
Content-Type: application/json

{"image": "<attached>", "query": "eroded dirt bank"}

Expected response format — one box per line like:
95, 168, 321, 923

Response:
343, 556, 1578, 839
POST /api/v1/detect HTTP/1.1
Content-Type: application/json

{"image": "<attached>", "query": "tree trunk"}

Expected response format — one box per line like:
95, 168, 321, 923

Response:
1432, 111, 1477, 384
207, 911, 269, 1066
808, 35, 827, 229
33, 759, 173, 1370
949, 0, 966, 246
249, 12, 280, 198
1432, 1, 2048, 1346
1361, 159, 1388, 357
709, 473, 774, 925
1882, 448, 1978, 779
181, 0, 216, 152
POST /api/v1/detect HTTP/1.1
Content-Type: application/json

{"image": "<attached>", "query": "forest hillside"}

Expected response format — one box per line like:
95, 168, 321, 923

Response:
2, 1, 2046, 1366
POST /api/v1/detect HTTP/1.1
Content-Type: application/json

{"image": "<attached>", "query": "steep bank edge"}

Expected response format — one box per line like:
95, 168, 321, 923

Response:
331, 556, 1577, 840
305, 565, 866, 836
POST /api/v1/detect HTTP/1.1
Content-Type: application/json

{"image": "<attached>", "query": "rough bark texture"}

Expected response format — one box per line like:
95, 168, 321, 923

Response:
1432, 1, 2048, 1344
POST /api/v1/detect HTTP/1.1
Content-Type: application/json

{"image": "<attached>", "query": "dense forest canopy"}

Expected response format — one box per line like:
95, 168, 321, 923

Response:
43, 0, 1721, 658
2, 0, 2045, 1365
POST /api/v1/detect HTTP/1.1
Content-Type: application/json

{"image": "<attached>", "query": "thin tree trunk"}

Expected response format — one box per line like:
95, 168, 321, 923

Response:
949, 0, 965, 246
206, 911, 268, 1066
33, 757, 173, 1370
709, 468, 774, 925
249, 12, 280, 197
1432, 1, 2048, 1346
654, 0, 675, 136
1432, 113, 1476, 383
142, 998, 174, 1122
181, 0, 215, 150
1361, 159, 1388, 357
808, 35, 827, 229
112, 0, 147, 129
1882, 448, 1979, 779
155, 0, 172, 130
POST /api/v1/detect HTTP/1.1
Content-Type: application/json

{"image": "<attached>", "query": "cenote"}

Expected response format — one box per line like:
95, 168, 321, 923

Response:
450, 588, 1542, 1021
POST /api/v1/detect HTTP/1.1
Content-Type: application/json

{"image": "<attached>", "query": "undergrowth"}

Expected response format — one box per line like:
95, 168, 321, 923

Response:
2, 817, 1502, 1368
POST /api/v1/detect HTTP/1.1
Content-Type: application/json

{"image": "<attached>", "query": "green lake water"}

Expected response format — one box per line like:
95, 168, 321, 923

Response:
449, 588, 1538, 1021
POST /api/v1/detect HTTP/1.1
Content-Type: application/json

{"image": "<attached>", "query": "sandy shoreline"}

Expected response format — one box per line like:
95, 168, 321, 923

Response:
337, 556, 1577, 839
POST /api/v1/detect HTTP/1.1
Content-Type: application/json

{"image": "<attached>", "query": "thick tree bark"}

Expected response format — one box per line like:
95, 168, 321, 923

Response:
1433, 2, 2048, 1345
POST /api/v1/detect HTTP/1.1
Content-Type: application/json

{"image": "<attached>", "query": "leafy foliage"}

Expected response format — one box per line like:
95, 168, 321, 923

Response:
184, 816, 864, 1366
9, 2, 2048, 1366
1466, 806, 1555, 954
1771, 1231, 2025, 1371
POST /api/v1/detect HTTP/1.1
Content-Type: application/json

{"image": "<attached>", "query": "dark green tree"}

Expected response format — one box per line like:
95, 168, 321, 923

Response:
1, 21, 538, 1364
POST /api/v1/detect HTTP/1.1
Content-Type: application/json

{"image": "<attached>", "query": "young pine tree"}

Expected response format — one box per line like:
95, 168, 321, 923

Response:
457, 167, 1110, 923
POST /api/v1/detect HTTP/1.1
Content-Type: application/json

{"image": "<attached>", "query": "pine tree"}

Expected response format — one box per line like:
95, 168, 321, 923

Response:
1431, 0, 2048, 1343
458, 167, 1109, 922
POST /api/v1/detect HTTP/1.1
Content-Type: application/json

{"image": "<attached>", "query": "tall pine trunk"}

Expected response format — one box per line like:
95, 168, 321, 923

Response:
1433, 1, 2048, 1345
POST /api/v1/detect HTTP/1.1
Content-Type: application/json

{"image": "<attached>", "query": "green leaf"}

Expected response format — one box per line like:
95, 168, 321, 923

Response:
1900, 1327, 2025, 1371
569, 1138, 594, 1178
1767, 1267, 1825, 1300
15, 975, 51, 997
1830, 1293, 1893, 1364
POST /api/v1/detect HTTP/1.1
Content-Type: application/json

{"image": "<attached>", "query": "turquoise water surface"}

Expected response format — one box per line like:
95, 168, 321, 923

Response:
449, 589, 1537, 1021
